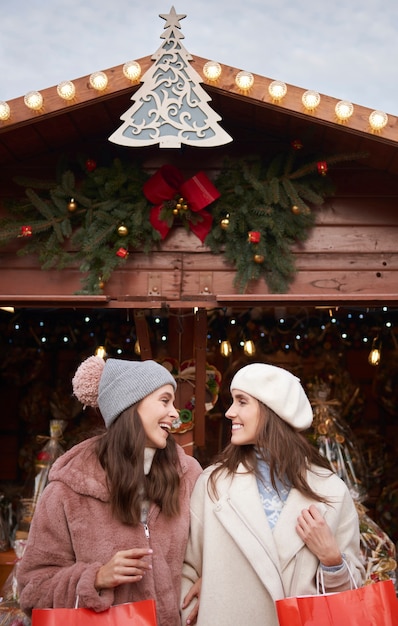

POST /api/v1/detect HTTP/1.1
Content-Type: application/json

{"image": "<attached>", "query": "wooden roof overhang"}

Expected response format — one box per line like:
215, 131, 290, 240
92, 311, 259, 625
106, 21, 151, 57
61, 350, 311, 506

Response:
1, 54, 398, 174
1, 54, 398, 310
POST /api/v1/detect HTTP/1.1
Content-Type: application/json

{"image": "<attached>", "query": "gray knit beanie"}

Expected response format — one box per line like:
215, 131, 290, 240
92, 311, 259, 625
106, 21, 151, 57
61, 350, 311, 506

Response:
72, 357, 176, 428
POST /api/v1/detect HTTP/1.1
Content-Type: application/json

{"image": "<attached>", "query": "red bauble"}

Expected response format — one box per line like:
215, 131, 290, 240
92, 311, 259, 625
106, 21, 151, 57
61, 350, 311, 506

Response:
317, 161, 328, 175
248, 231, 261, 243
19, 225, 33, 237
86, 159, 97, 172
116, 247, 129, 259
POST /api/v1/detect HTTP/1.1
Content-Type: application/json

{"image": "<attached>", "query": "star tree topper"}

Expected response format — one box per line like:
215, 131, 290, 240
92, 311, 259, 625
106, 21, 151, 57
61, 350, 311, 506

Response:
108, 6, 232, 148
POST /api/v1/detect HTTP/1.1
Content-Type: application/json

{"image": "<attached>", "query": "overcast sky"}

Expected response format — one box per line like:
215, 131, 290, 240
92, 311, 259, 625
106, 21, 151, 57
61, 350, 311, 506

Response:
1, 0, 397, 115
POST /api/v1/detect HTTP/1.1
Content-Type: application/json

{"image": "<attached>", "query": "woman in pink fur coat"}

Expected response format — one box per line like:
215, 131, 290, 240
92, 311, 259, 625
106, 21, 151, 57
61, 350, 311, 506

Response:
17, 357, 202, 626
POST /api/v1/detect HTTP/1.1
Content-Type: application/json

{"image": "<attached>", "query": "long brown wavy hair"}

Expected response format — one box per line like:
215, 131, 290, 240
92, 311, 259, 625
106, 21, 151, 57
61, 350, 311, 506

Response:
209, 402, 333, 502
95, 404, 182, 525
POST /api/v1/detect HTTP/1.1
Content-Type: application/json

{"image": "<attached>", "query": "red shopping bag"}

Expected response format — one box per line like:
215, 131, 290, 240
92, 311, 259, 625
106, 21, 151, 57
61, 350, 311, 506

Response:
31, 599, 157, 626
276, 579, 398, 626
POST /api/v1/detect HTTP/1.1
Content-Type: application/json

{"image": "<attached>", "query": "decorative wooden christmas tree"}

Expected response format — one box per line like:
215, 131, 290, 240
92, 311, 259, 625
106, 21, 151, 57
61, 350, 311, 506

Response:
108, 6, 232, 148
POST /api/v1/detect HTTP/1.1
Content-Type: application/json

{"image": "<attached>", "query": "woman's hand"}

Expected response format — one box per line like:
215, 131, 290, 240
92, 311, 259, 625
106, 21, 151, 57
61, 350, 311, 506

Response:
182, 577, 202, 625
296, 504, 342, 567
95, 548, 153, 590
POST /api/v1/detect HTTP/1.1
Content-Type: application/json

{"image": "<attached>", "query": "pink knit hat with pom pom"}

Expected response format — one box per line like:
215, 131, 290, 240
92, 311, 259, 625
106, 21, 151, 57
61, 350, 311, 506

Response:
72, 356, 176, 428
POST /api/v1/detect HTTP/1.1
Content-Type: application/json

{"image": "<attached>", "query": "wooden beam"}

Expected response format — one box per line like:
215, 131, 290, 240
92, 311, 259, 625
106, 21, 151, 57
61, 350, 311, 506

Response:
194, 308, 208, 448
133, 310, 152, 360
0, 295, 110, 307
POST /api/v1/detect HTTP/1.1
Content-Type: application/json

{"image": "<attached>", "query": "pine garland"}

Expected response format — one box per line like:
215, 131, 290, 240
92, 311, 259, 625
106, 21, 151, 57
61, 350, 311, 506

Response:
207, 152, 331, 292
0, 149, 365, 294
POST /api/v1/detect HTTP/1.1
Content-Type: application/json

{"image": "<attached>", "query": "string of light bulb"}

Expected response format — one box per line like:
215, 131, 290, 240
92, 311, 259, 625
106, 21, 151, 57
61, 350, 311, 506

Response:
2, 306, 396, 365
0, 56, 391, 135
207, 305, 397, 363
201, 60, 389, 131
0, 59, 143, 119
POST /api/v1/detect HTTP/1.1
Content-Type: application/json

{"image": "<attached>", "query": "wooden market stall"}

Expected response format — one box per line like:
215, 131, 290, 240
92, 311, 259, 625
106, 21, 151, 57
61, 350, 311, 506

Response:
1, 9, 398, 609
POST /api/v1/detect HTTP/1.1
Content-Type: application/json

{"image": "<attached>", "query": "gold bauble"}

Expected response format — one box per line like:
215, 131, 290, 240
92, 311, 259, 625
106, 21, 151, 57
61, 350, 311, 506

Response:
117, 225, 128, 237
173, 208, 179, 215
253, 254, 265, 264
67, 198, 77, 212
220, 217, 230, 230
291, 205, 300, 215
99, 280, 105, 290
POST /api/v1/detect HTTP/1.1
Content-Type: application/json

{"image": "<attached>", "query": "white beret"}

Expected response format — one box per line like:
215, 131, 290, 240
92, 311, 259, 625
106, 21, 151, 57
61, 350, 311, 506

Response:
230, 363, 313, 431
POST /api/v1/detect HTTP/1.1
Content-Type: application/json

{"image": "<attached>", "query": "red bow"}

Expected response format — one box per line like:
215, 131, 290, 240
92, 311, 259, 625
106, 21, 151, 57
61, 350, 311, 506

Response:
143, 165, 220, 243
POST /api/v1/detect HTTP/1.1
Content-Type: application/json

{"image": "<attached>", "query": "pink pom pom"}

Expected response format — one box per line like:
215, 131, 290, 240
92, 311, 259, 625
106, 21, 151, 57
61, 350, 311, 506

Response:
72, 356, 105, 407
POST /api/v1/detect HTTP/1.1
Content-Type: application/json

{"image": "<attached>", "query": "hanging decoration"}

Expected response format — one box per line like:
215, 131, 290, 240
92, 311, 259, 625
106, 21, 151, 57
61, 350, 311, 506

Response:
356, 502, 397, 584
248, 231, 261, 243
309, 381, 368, 502
108, 7, 232, 148
85, 159, 97, 172
0, 148, 365, 294
220, 214, 230, 230
159, 357, 222, 434
67, 198, 78, 212
19, 226, 32, 238
117, 225, 129, 237
317, 160, 328, 175
143, 164, 220, 242
116, 247, 129, 259
204, 149, 366, 292
0, 157, 156, 294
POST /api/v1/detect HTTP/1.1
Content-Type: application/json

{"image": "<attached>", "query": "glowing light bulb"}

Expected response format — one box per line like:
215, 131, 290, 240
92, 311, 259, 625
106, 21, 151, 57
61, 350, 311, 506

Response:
123, 61, 141, 82
302, 90, 321, 111
0, 101, 11, 120
24, 91, 43, 111
268, 80, 287, 102
369, 110, 388, 131
368, 337, 381, 366
95, 346, 107, 359
220, 339, 232, 357
335, 100, 354, 121
89, 71, 108, 91
243, 339, 256, 356
203, 61, 222, 81
235, 71, 254, 91
57, 81, 76, 101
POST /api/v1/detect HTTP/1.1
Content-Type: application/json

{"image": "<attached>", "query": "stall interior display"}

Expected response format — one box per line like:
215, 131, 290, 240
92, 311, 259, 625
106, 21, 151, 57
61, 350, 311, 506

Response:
0, 304, 397, 589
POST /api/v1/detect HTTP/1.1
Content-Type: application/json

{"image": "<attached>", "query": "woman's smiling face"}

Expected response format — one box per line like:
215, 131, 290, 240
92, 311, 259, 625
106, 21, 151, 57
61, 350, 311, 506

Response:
138, 384, 179, 448
225, 389, 262, 445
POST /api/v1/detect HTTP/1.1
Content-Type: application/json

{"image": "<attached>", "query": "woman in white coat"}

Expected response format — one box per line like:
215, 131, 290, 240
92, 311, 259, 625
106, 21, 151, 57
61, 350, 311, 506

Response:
181, 362, 364, 626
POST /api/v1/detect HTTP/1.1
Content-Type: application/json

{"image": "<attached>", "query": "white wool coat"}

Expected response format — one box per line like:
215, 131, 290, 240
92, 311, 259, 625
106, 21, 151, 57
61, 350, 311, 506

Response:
181, 463, 364, 626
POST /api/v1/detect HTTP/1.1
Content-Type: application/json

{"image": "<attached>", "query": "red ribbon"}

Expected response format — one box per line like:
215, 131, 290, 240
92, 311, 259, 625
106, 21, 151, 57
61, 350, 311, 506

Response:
143, 165, 220, 243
